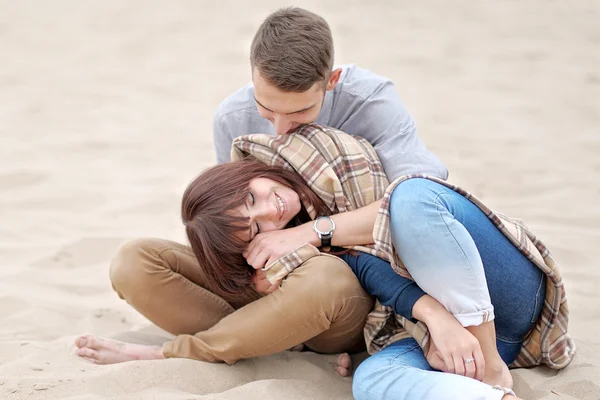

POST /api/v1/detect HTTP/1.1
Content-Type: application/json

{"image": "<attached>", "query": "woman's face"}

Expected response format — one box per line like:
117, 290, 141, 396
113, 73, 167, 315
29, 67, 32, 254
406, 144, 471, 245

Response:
234, 177, 301, 240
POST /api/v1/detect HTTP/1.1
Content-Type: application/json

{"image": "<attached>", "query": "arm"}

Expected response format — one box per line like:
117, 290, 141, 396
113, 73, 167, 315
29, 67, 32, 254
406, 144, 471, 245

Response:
339, 252, 425, 320
338, 81, 448, 181
243, 200, 381, 268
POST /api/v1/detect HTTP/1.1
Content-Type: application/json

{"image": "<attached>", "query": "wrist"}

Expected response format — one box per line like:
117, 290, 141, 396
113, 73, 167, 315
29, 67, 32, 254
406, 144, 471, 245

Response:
297, 223, 321, 247
412, 295, 448, 325
312, 216, 335, 249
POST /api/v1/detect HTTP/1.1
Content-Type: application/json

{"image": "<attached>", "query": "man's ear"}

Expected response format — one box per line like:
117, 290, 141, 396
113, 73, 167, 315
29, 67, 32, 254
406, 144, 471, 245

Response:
326, 68, 342, 91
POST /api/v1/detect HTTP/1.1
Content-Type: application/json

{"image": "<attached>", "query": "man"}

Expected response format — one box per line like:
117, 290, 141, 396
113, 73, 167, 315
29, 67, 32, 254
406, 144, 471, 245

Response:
76, 7, 446, 378
214, 7, 447, 182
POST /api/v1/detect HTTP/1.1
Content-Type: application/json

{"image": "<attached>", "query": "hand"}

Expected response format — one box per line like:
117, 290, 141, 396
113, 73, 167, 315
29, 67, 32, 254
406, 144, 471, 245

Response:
425, 316, 485, 381
243, 225, 312, 270
252, 269, 279, 294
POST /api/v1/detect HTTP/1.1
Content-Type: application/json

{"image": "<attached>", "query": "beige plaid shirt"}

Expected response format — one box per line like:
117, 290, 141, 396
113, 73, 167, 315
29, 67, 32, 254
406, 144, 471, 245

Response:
231, 124, 575, 369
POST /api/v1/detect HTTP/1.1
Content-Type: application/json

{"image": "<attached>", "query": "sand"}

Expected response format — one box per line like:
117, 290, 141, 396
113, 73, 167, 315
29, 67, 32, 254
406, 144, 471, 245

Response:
0, 0, 599, 399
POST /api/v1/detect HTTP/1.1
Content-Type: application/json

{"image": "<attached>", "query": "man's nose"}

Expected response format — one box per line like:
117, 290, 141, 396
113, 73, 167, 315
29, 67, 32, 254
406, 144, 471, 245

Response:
273, 116, 292, 135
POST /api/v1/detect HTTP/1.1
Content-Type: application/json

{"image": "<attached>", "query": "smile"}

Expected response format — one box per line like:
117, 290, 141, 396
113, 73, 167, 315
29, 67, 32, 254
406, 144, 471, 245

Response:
275, 193, 286, 221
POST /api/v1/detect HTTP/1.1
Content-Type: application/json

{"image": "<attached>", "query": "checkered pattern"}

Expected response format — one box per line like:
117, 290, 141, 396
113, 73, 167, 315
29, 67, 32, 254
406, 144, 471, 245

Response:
231, 124, 575, 369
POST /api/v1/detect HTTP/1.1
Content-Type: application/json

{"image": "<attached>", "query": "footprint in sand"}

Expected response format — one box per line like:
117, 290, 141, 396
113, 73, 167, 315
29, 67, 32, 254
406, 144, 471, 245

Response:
32, 237, 128, 269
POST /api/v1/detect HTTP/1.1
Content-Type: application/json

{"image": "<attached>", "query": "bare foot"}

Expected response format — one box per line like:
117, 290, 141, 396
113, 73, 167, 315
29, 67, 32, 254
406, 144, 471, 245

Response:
483, 359, 513, 389
75, 335, 164, 364
332, 353, 353, 377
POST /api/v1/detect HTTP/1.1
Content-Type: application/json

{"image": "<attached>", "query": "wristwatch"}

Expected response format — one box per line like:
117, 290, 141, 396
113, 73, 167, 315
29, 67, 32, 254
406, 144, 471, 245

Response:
313, 216, 336, 250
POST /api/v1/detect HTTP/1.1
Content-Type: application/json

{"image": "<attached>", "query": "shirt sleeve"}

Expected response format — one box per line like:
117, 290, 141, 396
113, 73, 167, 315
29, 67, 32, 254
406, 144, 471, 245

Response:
213, 114, 234, 164
338, 81, 448, 181
338, 252, 425, 321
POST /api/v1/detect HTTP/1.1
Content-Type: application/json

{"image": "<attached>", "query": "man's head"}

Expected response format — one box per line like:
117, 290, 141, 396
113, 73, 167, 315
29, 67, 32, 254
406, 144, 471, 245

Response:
250, 7, 342, 134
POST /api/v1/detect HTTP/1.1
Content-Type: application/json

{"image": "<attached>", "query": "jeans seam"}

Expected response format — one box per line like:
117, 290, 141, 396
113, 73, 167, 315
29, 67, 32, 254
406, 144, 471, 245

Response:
531, 273, 545, 323
433, 192, 488, 304
496, 336, 524, 345
390, 343, 421, 366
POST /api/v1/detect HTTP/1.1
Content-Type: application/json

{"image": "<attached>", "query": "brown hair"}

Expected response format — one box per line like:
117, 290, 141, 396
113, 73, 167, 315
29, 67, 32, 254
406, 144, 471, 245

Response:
250, 7, 334, 92
182, 160, 331, 296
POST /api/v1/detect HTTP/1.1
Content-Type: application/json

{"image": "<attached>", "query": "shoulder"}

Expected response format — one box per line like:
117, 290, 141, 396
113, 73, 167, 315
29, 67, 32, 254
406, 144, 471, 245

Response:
334, 64, 393, 100
214, 83, 258, 126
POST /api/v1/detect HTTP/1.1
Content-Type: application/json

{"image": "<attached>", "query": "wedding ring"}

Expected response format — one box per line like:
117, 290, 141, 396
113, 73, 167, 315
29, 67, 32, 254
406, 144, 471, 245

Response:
464, 357, 475, 364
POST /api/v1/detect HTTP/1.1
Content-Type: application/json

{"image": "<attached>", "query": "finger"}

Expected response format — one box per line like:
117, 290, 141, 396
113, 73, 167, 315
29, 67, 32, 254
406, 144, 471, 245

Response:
250, 250, 270, 270
464, 354, 476, 379
428, 351, 447, 372
266, 283, 279, 293
245, 245, 265, 269
440, 351, 455, 374
453, 354, 465, 377
244, 238, 260, 261
473, 347, 486, 381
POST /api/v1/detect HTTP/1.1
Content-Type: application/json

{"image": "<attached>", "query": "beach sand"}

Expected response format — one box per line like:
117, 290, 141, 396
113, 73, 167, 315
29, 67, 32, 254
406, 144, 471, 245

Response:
1, 1, 599, 399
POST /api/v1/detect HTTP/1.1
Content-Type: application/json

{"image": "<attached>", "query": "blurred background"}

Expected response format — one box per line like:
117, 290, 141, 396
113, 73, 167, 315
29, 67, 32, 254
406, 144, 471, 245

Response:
0, 1, 598, 398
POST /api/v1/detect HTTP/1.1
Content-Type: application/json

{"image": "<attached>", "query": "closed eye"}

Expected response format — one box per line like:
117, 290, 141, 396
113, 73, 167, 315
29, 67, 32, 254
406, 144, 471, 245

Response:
248, 192, 260, 239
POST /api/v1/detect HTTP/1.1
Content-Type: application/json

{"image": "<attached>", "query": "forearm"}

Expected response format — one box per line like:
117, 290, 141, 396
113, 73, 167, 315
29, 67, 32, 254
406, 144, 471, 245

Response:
293, 200, 382, 248
412, 294, 457, 326
339, 252, 426, 320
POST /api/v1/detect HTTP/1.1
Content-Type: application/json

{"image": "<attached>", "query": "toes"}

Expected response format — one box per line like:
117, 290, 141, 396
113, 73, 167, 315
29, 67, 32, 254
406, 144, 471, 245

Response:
335, 366, 350, 377
75, 335, 91, 348
80, 335, 105, 350
337, 353, 352, 369
77, 347, 97, 359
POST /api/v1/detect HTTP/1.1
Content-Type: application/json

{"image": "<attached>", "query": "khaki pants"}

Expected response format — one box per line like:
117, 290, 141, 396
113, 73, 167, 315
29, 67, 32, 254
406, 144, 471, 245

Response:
109, 238, 374, 364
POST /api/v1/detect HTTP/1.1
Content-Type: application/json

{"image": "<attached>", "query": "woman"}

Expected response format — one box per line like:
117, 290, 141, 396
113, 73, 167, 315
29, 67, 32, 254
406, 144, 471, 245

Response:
76, 125, 574, 400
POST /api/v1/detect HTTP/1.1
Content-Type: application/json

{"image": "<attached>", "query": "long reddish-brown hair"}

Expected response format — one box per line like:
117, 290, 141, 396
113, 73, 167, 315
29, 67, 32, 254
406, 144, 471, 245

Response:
182, 160, 331, 297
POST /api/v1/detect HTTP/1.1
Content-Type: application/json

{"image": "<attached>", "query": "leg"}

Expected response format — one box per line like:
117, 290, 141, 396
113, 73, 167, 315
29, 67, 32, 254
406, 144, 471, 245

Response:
353, 338, 519, 400
79, 254, 373, 365
389, 178, 544, 386
163, 255, 373, 363
109, 238, 260, 335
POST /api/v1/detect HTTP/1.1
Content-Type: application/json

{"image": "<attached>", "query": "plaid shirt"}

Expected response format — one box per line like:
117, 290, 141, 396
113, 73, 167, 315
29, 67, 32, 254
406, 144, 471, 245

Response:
231, 124, 575, 369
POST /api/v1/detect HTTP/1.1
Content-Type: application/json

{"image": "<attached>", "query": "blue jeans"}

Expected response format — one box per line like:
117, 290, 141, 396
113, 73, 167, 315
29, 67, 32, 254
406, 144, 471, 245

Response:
351, 178, 546, 400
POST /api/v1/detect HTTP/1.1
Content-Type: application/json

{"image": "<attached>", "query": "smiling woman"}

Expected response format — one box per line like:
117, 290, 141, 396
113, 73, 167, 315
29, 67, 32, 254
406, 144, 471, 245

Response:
181, 160, 330, 296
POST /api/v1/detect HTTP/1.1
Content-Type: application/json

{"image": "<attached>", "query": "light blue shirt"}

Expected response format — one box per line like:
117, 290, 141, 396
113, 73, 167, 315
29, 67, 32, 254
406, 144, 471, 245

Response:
213, 64, 448, 181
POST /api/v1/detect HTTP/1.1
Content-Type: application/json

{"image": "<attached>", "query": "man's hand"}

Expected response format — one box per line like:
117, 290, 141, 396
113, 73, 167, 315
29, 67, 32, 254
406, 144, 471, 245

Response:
252, 269, 279, 294
243, 225, 314, 270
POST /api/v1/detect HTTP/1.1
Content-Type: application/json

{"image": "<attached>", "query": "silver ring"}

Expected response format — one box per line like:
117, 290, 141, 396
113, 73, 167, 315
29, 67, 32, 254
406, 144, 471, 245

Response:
464, 358, 475, 364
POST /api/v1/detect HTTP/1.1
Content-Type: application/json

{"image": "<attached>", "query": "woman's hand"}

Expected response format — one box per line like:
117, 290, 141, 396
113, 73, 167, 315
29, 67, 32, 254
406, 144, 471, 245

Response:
243, 225, 315, 270
412, 295, 485, 381
425, 317, 485, 381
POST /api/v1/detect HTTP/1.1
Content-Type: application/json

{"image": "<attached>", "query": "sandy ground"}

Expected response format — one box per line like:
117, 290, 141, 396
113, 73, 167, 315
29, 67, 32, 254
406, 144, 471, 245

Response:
0, 1, 599, 399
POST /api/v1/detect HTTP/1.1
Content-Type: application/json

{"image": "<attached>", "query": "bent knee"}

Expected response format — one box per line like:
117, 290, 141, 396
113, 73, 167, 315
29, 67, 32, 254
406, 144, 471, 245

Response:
109, 237, 168, 291
389, 178, 443, 230
390, 178, 436, 209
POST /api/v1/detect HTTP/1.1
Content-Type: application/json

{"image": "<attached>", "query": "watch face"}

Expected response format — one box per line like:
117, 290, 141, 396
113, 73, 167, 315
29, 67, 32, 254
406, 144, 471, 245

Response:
315, 216, 334, 236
